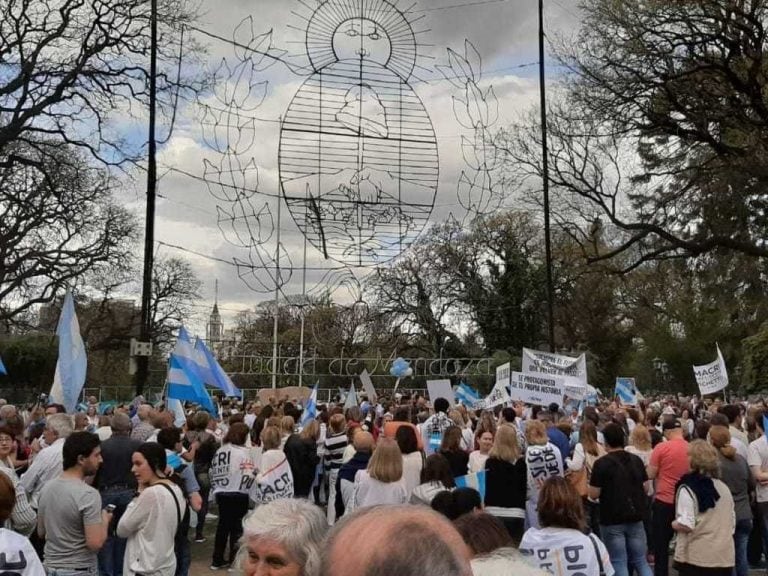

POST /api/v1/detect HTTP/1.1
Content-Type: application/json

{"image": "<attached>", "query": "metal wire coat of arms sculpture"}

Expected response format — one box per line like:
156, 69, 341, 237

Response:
279, 0, 438, 267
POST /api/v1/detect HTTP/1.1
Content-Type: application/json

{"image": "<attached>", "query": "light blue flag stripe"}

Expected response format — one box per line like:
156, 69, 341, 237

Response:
615, 378, 637, 404
167, 327, 216, 414
454, 470, 487, 501
49, 291, 87, 413
0, 353, 6, 376
455, 382, 480, 405
195, 338, 242, 398
301, 383, 318, 427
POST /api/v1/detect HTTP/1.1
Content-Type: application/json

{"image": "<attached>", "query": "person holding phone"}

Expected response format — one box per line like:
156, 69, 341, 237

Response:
37, 431, 112, 575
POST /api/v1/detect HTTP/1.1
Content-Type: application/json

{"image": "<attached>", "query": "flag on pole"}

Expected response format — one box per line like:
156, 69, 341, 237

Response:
166, 327, 216, 414
455, 382, 481, 406
301, 383, 318, 427
167, 397, 187, 428
49, 291, 87, 413
614, 377, 638, 405
194, 338, 242, 398
0, 353, 6, 375
344, 382, 358, 410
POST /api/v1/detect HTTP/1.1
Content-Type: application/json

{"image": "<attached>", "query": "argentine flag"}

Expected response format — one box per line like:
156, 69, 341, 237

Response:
194, 338, 242, 398
455, 382, 481, 407
301, 383, 318, 428
455, 470, 487, 500
167, 327, 216, 414
615, 377, 637, 405
49, 291, 87, 413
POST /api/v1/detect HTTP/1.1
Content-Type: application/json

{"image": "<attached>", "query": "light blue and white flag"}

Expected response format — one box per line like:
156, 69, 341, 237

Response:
455, 382, 481, 406
454, 470, 487, 501
301, 383, 318, 427
615, 377, 637, 405
168, 397, 187, 428
194, 338, 242, 398
344, 382, 358, 410
167, 327, 216, 414
0, 353, 6, 375
49, 291, 87, 413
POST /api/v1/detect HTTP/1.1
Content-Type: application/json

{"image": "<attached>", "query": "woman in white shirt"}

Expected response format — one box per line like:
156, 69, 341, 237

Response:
351, 438, 407, 509
524, 420, 564, 529
117, 443, 186, 576
469, 430, 494, 473
395, 425, 424, 495
209, 423, 256, 569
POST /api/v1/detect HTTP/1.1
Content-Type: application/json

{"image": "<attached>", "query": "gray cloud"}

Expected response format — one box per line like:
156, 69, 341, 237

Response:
121, 0, 582, 332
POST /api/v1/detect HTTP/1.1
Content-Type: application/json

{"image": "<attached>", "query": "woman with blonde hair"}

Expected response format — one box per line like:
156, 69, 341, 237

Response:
672, 440, 735, 576
626, 424, 653, 466
524, 419, 564, 529
449, 409, 475, 451
484, 424, 527, 542
709, 426, 753, 576
351, 437, 407, 509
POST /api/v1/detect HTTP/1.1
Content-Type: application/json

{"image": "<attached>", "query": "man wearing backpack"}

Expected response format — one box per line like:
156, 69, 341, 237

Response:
589, 423, 653, 576
421, 397, 452, 456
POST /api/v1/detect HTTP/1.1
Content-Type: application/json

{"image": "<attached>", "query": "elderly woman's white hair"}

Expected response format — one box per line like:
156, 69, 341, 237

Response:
237, 498, 327, 576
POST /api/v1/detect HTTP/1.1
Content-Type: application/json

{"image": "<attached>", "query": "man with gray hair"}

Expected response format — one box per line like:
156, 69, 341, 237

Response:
130, 404, 154, 442
95, 412, 141, 576
320, 505, 472, 576
21, 413, 73, 509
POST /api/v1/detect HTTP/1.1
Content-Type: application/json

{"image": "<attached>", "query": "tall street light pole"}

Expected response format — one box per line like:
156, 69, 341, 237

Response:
136, 0, 158, 396
539, 0, 556, 353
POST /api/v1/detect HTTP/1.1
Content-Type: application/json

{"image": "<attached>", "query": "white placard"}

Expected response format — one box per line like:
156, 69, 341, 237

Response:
359, 369, 377, 402
474, 379, 512, 410
496, 362, 511, 384
522, 348, 588, 383
508, 371, 565, 407
427, 379, 456, 406
693, 345, 728, 396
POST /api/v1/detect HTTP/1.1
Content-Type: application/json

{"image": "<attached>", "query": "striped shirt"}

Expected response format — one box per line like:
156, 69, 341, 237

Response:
324, 432, 348, 471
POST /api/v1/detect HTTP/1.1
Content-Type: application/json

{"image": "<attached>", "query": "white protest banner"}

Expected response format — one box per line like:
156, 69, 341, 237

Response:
427, 379, 456, 406
359, 369, 377, 402
693, 345, 728, 396
522, 348, 588, 383
474, 379, 512, 410
496, 362, 511, 385
508, 371, 565, 407
252, 456, 294, 504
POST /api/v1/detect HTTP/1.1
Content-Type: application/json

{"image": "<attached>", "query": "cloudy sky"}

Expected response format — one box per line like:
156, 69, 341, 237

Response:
120, 0, 582, 337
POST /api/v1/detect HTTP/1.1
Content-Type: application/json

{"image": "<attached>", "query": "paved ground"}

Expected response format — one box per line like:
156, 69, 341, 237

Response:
189, 512, 221, 576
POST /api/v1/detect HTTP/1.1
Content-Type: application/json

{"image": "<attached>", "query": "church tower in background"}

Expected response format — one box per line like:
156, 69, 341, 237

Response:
206, 279, 223, 349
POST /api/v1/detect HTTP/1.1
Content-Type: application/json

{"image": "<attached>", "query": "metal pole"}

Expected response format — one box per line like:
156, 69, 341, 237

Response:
271, 185, 282, 390
298, 221, 308, 387
539, 0, 555, 352
136, 0, 158, 396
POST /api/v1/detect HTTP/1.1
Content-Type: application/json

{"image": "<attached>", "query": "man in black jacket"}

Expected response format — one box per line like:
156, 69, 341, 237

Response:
335, 431, 374, 519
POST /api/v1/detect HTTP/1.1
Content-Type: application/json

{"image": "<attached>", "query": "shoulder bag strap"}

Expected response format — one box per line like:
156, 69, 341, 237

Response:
157, 482, 182, 531
588, 533, 606, 576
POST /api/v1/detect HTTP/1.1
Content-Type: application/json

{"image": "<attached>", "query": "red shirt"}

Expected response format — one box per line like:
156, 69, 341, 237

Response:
649, 437, 690, 504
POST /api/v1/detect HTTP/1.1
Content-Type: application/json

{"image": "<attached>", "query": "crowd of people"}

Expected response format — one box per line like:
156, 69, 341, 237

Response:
0, 390, 764, 576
